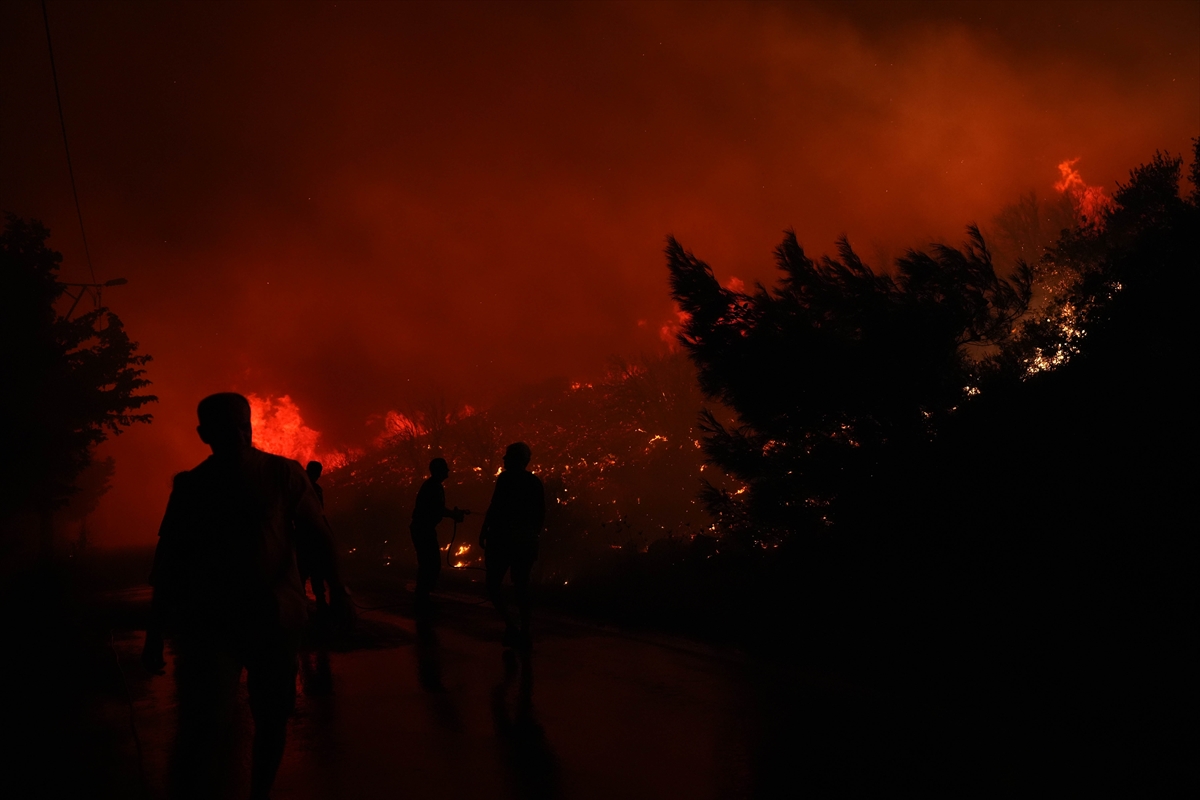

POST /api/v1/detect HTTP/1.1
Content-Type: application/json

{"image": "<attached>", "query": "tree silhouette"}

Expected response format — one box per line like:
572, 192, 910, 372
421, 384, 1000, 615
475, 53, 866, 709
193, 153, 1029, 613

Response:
667, 225, 1032, 540
987, 189, 1076, 272
1, 214, 155, 552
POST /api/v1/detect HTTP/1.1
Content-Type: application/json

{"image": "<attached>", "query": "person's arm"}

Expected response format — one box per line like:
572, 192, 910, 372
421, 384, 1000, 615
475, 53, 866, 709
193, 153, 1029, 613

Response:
532, 476, 546, 533
530, 476, 546, 559
143, 474, 187, 674
479, 480, 500, 549
437, 484, 465, 522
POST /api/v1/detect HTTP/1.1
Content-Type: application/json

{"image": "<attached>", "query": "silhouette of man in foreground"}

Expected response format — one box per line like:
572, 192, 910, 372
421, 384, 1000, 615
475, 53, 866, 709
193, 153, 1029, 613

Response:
480, 442, 545, 647
142, 393, 348, 800
410, 457, 466, 615
299, 459, 331, 611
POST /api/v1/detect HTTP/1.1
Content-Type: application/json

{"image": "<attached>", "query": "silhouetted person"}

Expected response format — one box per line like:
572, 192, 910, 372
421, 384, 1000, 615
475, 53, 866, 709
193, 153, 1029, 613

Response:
300, 459, 330, 611
306, 460, 325, 507
480, 442, 545, 647
141, 393, 349, 800
410, 457, 466, 616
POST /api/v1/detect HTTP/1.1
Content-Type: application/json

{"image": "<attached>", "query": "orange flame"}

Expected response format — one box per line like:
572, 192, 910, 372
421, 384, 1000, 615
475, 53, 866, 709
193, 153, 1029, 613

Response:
247, 393, 347, 469
659, 308, 691, 350
1055, 158, 1115, 230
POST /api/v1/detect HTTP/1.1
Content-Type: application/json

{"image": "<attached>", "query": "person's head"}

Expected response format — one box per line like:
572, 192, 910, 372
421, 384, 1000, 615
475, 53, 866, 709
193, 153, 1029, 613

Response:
306, 461, 323, 482
196, 393, 252, 454
429, 457, 449, 481
503, 442, 532, 471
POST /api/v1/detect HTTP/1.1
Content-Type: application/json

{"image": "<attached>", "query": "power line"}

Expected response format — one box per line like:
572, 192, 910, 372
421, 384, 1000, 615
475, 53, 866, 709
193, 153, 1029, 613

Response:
41, 0, 97, 287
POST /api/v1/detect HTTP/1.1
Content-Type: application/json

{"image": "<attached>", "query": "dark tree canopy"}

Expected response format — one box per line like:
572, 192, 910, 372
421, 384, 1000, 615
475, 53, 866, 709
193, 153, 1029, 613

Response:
667, 225, 1033, 538
0, 214, 155, 522
668, 139, 1199, 543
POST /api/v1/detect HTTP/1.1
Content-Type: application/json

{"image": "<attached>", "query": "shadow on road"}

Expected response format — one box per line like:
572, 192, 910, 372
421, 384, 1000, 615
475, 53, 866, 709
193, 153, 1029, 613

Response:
492, 648, 560, 800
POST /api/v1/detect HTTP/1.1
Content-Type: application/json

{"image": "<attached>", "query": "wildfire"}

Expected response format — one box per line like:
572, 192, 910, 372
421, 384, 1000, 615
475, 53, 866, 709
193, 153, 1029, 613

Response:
247, 393, 346, 469
1055, 159, 1116, 230
378, 410, 425, 442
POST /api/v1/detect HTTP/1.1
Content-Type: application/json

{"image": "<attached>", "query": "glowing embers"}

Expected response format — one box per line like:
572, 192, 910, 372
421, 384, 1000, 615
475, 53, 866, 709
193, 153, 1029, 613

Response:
1055, 159, 1116, 230
1026, 295, 1089, 378
440, 541, 480, 569
247, 393, 347, 469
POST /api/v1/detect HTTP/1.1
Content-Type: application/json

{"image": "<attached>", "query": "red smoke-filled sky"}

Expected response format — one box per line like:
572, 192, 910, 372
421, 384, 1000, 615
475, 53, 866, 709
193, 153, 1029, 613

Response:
2, 1, 1197, 546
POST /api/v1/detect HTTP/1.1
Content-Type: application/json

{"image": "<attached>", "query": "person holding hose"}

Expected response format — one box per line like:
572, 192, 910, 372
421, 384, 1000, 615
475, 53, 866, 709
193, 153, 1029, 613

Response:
410, 457, 466, 616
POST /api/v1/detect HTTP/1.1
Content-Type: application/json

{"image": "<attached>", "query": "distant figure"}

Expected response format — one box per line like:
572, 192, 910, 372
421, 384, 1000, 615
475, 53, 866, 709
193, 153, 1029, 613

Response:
410, 457, 466, 615
480, 442, 545, 648
301, 460, 330, 610
142, 393, 348, 800
306, 460, 325, 507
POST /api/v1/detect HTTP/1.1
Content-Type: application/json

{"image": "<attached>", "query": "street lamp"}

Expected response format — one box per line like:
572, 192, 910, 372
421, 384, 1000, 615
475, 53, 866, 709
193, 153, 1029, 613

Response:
59, 278, 128, 319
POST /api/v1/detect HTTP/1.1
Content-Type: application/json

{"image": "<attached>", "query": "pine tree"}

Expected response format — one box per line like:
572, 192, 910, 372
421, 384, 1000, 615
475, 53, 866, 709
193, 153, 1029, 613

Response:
667, 225, 1033, 540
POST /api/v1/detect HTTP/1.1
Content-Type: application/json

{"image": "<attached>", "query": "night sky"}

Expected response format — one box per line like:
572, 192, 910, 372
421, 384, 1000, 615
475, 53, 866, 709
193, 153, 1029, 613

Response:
2, 0, 1197, 545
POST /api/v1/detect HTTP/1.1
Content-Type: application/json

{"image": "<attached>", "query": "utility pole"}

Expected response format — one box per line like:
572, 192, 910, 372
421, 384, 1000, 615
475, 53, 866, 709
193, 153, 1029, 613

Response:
58, 278, 128, 319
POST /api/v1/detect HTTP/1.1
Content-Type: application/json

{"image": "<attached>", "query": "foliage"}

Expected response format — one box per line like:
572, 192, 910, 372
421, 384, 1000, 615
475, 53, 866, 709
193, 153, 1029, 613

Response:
667, 225, 1033, 539
0, 215, 155, 521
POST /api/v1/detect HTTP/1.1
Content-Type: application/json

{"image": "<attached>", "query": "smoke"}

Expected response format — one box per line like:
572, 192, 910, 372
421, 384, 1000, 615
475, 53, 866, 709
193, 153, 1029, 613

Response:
1, 1, 1195, 545
1055, 159, 1117, 229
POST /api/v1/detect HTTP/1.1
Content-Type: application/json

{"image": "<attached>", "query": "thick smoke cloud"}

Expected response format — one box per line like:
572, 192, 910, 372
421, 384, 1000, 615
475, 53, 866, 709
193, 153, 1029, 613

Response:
1, 1, 1196, 545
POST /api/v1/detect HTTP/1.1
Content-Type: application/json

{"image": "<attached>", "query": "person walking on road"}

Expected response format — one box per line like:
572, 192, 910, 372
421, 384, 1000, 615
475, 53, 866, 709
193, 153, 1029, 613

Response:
480, 442, 545, 648
299, 459, 331, 611
410, 457, 466, 616
141, 392, 349, 800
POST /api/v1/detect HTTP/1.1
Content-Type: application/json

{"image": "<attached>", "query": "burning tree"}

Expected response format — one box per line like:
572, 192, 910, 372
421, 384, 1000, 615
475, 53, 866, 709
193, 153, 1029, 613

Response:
0, 215, 155, 554
997, 144, 1200, 380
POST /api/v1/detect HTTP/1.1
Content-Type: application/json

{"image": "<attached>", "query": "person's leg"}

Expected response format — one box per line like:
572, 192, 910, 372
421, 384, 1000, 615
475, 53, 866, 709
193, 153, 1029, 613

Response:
295, 545, 314, 604
486, 549, 516, 640
171, 633, 241, 799
511, 559, 534, 642
412, 528, 440, 610
245, 629, 300, 800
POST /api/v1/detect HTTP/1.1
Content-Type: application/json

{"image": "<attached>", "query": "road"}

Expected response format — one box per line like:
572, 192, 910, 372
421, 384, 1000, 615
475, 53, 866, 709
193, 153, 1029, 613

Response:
89, 580, 931, 799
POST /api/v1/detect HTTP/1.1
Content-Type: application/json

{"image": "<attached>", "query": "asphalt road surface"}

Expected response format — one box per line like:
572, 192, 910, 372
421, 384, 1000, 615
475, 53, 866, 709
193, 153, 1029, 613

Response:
86, 581, 931, 799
